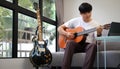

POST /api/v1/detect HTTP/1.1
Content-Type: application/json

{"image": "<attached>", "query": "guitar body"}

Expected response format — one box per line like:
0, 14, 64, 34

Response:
59, 27, 84, 48
29, 40, 52, 67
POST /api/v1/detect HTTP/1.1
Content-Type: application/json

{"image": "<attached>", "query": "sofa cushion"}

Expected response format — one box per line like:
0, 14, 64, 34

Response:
51, 51, 120, 67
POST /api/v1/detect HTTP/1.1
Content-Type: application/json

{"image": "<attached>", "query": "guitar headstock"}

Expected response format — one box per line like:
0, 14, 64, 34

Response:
33, 2, 39, 10
103, 23, 111, 30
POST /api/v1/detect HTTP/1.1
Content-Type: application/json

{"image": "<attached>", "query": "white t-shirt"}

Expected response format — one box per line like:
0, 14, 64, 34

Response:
64, 17, 100, 43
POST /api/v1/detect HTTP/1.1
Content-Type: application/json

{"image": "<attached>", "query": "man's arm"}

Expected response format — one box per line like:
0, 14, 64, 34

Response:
57, 24, 74, 39
57, 24, 68, 36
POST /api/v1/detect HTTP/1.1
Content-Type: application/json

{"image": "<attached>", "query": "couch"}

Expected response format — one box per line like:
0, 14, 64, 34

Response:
50, 30, 120, 69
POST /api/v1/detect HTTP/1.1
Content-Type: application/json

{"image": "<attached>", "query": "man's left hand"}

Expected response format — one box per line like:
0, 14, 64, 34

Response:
97, 25, 103, 36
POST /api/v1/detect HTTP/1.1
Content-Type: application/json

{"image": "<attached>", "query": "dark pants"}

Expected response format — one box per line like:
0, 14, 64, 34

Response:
62, 40, 97, 69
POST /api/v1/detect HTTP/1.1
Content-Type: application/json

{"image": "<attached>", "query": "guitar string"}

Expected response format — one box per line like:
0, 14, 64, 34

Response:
77, 28, 96, 36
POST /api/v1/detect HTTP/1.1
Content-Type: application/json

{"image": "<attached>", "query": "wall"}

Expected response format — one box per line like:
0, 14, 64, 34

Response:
64, 0, 120, 24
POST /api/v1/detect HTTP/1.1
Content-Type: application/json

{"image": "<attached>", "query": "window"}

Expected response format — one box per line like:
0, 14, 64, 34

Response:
18, 13, 37, 57
0, 6, 13, 57
43, 0, 56, 21
0, 0, 56, 58
17, 14, 56, 57
18, 0, 35, 12
43, 22, 56, 52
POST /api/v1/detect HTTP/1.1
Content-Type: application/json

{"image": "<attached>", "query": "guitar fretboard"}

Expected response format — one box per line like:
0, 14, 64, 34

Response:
77, 28, 96, 36
37, 8, 43, 41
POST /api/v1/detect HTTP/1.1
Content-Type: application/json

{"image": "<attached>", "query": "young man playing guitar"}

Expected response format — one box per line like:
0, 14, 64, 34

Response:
58, 3, 103, 69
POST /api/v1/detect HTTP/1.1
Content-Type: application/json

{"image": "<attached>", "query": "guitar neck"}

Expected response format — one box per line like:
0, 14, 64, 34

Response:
77, 23, 110, 36
77, 28, 96, 36
37, 9, 43, 41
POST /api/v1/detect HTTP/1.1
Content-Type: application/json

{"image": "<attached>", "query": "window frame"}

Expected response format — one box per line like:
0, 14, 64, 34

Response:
0, 0, 57, 58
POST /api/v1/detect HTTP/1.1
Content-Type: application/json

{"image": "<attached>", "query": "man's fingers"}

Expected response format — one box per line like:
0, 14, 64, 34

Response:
66, 32, 75, 39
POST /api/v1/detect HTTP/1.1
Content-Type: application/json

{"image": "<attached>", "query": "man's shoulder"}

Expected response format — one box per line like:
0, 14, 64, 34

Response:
71, 17, 82, 21
65, 17, 82, 24
69, 17, 82, 21
64, 17, 82, 28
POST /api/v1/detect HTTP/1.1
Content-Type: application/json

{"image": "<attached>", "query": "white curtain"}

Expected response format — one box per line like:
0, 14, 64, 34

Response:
55, 0, 64, 26
55, 0, 64, 51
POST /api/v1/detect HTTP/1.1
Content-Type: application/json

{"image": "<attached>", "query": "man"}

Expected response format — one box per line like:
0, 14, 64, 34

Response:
58, 2, 103, 69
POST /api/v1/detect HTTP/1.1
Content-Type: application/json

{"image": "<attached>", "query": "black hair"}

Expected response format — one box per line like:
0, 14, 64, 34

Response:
79, 2, 92, 13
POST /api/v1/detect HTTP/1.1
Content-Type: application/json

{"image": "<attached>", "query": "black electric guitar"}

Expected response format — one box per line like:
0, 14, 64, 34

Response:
29, 3, 52, 67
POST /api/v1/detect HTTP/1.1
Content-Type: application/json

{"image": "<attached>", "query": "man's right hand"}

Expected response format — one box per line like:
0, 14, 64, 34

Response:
66, 32, 75, 39
58, 25, 75, 39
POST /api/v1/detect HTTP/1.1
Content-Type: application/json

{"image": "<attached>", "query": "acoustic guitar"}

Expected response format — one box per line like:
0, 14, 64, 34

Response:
29, 3, 52, 67
59, 24, 110, 48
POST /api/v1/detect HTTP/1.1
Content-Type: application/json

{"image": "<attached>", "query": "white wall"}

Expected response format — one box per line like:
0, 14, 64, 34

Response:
64, 0, 120, 24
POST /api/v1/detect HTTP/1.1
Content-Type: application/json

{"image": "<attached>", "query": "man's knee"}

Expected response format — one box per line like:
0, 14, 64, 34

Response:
91, 43, 97, 51
92, 43, 97, 46
89, 43, 97, 49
